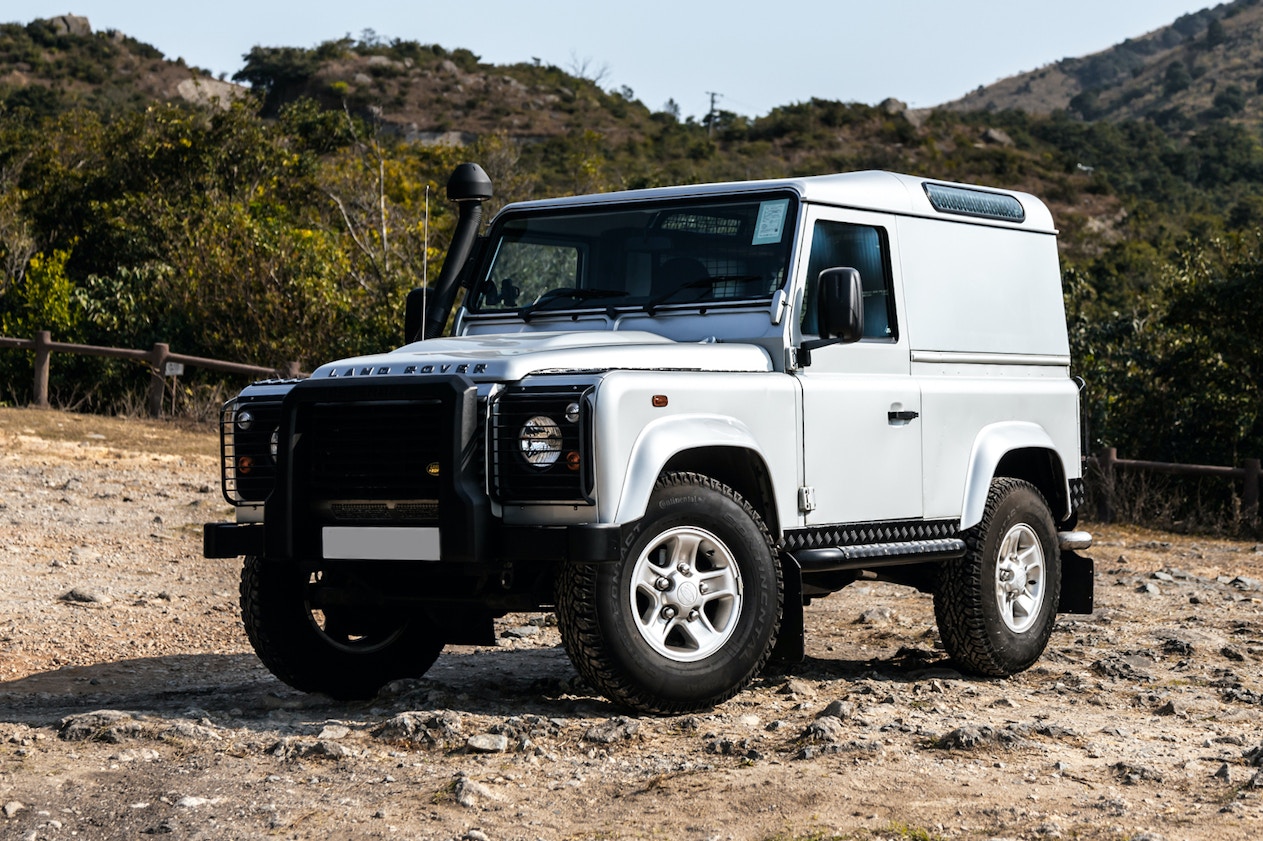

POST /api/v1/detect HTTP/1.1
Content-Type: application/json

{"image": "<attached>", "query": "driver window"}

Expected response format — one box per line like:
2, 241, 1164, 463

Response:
801, 221, 894, 340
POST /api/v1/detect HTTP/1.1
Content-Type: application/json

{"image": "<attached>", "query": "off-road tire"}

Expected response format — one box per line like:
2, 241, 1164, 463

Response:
556, 472, 782, 714
934, 478, 1061, 676
240, 556, 444, 700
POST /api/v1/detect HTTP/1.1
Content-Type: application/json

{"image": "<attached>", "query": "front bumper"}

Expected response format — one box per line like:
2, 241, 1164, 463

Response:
203, 520, 624, 564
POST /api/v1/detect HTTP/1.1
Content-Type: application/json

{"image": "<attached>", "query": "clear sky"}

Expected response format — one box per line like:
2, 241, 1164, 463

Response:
5, 1, 1215, 118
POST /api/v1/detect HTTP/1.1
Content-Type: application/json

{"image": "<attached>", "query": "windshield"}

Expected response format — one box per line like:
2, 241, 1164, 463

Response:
468, 192, 798, 317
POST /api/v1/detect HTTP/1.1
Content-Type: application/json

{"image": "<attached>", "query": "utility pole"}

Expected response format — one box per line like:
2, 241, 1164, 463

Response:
705, 91, 721, 137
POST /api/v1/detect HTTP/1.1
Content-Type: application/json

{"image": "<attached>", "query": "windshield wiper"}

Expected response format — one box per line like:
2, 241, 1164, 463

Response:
518, 287, 625, 321
644, 275, 763, 316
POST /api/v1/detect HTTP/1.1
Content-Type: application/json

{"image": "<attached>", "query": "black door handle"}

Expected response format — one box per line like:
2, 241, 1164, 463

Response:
888, 410, 919, 422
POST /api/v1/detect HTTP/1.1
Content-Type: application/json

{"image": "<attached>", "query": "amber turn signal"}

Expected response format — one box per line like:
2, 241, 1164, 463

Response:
566, 451, 581, 472
652, 395, 668, 408
237, 455, 255, 475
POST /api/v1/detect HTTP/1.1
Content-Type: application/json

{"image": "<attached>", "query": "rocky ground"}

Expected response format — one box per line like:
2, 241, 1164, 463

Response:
1, 406, 1262, 841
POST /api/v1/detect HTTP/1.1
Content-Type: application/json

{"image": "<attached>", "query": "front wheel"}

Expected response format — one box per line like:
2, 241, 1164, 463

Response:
556, 472, 782, 714
240, 556, 445, 700
934, 478, 1061, 676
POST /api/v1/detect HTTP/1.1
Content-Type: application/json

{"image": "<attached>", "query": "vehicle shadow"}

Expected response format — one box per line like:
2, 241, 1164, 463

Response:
0, 642, 972, 730
0, 645, 608, 729
789, 644, 966, 684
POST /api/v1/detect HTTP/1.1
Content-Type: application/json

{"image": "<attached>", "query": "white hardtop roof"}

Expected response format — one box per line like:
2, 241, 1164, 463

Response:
495, 170, 1056, 234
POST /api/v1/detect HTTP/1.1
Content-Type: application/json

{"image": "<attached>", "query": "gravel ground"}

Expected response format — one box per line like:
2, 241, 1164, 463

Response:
2, 406, 1262, 841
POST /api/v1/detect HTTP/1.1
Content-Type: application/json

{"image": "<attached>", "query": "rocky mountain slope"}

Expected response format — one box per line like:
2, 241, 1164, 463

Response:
943, 0, 1263, 131
0, 14, 243, 116
12, 4, 1260, 143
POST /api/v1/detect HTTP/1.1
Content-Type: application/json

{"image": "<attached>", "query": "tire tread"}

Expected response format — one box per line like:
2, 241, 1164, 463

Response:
240, 556, 443, 700
934, 477, 1060, 677
556, 472, 781, 714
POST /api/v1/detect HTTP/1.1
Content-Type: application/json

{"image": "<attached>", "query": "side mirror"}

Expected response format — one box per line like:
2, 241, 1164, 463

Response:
817, 267, 864, 343
798, 267, 863, 366
404, 287, 428, 345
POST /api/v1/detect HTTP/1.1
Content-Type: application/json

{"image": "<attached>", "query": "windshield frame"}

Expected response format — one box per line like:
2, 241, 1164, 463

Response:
464, 190, 801, 319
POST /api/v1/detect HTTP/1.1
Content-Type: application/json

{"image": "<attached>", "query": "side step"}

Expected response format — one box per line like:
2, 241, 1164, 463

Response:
788, 538, 967, 573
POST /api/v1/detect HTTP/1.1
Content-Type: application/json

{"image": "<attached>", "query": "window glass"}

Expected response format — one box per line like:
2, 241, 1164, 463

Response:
468, 193, 797, 314
801, 220, 895, 340
483, 240, 580, 308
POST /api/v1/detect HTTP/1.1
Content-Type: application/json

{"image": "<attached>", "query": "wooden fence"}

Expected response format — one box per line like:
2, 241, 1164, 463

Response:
0, 330, 303, 418
1092, 447, 1261, 523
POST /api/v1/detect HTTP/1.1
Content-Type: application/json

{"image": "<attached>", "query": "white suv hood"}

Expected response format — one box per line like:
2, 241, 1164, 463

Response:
311, 331, 773, 382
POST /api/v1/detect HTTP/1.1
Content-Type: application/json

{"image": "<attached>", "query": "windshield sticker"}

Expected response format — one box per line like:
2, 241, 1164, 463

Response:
752, 199, 789, 245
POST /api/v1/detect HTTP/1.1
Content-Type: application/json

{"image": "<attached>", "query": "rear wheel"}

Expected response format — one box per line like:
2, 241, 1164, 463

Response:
934, 478, 1061, 676
556, 472, 782, 714
240, 556, 444, 700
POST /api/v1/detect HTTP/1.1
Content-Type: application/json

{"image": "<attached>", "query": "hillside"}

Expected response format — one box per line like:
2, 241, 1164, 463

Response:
0, 14, 243, 116
232, 39, 660, 146
0, 14, 657, 144
944, 0, 1263, 130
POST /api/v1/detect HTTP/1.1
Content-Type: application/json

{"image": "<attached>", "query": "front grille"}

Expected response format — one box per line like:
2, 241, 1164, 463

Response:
490, 385, 594, 504
306, 400, 443, 495
267, 376, 487, 563
302, 400, 445, 522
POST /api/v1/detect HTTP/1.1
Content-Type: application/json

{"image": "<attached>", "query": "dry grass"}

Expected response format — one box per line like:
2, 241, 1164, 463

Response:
0, 406, 217, 460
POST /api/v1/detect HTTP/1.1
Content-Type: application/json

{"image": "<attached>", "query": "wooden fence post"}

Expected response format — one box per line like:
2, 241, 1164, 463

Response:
32, 330, 51, 408
284, 360, 302, 378
1096, 447, 1117, 524
1244, 458, 1261, 518
148, 342, 169, 418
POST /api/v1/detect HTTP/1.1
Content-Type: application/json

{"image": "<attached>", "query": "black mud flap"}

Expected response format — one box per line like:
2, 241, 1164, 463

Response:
767, 554, 805, 667
1058, 550, 1095, 614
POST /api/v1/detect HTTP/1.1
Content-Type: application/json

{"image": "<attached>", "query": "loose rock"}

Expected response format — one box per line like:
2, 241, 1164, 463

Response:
582, 716, 639, 744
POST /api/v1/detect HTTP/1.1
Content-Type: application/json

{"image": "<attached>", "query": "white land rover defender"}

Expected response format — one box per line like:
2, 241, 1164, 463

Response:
205, 164, 1094, 714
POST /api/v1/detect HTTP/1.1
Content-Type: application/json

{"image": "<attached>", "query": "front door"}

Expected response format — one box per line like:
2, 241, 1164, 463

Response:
796, 207, 922, 525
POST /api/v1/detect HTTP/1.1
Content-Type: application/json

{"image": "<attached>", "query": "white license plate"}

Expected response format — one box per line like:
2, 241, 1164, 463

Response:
321, 526, 440, 561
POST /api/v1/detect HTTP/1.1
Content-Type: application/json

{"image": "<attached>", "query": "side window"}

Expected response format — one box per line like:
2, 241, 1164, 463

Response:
801, 221, 895, 340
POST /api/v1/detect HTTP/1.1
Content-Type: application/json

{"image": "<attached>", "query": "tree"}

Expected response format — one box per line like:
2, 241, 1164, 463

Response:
233, 46, 322, 114
1163, 61, 1191, 96
1204, 18, 1226, 48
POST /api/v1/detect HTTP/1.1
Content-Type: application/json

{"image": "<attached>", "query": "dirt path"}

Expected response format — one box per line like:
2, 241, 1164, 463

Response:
1, 406, 1262, 841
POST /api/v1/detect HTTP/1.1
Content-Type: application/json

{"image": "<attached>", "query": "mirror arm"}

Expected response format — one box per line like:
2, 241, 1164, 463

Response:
796, 337, 842, 368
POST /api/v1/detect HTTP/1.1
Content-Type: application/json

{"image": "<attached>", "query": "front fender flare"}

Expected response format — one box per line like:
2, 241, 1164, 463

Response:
611, 414, 771, 524
960, 421, 1065, 530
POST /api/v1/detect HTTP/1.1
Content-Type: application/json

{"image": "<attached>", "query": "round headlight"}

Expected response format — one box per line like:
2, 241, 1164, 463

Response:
519, 415, 562, 468
236, 409, 254, 431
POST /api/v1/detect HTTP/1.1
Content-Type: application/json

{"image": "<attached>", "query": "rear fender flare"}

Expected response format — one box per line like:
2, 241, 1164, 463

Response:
961, 422, 1066, 530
